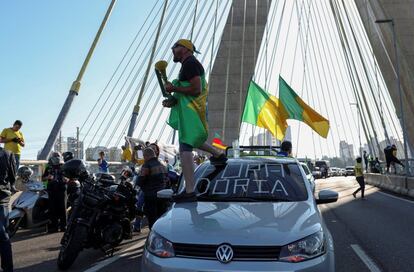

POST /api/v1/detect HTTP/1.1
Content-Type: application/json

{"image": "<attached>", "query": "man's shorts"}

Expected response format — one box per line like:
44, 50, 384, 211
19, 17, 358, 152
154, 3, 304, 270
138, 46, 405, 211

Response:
179, 142, 193, 153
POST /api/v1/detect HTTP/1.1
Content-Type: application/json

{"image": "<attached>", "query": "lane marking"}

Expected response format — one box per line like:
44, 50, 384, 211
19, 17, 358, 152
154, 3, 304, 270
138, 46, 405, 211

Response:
351, 244, 382, 272
84, 239, 146, 272
377, 191, 414, 205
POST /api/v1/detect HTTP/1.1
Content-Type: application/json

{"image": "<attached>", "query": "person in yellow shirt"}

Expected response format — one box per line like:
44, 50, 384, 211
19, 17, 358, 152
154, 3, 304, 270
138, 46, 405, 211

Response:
121, 145, 132, 162
0, 120, 25, 169
352, 157, 366, 200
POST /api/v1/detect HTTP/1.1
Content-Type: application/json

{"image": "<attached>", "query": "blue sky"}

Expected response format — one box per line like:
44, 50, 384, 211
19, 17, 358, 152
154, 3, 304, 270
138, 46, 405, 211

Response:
0, 0, 157, 159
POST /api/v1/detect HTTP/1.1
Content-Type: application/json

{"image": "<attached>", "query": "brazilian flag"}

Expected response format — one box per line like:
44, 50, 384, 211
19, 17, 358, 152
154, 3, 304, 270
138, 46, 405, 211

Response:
168, 76, 208, 148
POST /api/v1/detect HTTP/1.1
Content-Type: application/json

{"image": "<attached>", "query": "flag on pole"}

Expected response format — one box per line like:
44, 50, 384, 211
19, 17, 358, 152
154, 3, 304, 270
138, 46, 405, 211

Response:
241, 80, 289, 141
212, 133, 227, 149
279, 76, 330, 138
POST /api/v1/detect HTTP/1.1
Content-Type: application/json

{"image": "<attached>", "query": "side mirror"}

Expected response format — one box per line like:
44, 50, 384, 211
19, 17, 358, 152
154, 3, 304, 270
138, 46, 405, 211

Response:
316, 190, 338, 205
157, 189, 174, 199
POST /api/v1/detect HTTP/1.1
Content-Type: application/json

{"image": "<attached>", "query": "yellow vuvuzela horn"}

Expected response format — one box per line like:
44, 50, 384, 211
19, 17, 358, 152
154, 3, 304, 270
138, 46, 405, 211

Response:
155, 60, 168, 83
154, 60, 170, 98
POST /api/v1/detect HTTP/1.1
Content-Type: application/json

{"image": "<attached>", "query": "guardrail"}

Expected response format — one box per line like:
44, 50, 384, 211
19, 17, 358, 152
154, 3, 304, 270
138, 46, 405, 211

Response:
20, 160, 128, 181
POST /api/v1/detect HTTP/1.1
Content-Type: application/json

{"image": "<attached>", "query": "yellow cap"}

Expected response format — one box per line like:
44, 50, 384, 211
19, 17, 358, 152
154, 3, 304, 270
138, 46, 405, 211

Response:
172, 39, 201, 54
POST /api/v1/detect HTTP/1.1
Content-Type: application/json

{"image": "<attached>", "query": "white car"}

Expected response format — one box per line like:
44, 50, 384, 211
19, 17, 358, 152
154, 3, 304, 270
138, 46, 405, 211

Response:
142, 156, 337, 271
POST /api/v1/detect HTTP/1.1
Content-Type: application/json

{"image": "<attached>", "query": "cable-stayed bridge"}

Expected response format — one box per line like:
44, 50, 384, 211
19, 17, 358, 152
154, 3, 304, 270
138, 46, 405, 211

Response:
35, 0, 412, 169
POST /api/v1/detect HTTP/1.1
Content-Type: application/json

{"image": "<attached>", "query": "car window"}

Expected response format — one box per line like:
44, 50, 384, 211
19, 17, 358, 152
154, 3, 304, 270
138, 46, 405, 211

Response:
186, 161, 308, 202
301, 164, 310, 175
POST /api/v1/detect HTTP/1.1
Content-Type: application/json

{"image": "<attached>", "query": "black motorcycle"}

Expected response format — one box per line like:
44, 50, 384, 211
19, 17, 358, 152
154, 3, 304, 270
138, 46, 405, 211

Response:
57, 172, 135, 270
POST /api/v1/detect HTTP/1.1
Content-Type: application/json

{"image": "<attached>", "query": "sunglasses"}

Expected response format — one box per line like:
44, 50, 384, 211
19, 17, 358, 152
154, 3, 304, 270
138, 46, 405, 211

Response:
171, 43, 184, 49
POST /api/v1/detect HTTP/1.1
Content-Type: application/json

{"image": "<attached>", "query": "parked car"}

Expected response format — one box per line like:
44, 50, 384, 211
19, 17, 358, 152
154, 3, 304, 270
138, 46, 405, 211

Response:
312, 167, 323, 179
345, 166, 355, 176
315, 160, 330, 178
339, 168, 346, 176
142, 155, 338, 272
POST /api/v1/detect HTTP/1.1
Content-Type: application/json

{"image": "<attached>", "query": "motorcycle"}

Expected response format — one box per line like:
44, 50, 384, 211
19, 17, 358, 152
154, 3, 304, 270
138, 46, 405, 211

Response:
57, 170, 135, 270
8, 168, 49, 238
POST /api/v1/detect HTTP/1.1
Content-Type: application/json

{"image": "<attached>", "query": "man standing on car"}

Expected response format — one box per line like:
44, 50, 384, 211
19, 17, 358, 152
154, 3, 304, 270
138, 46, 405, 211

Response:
163, 39, 227, 202
0, 147, 16, 271
137, 148, 167, 229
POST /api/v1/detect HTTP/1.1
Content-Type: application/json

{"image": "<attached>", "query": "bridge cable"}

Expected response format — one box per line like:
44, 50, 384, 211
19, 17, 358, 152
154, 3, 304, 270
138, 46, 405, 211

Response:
147, 1, 218, 141
98, 0, 191, 147
81, 1, 163, 142
79, 0, 161, 134
335, 0, 381, 156
88, 0, 187, 148
340, 0, 384, 156
318, 0, 360, 151
152, 0, 230, 143
118, 0, 223, 146
329, 0, 374, 155
156, 3, 230, 143
107, 0, 202, 146
83, 0, 177, 147
311, 1, 353, 149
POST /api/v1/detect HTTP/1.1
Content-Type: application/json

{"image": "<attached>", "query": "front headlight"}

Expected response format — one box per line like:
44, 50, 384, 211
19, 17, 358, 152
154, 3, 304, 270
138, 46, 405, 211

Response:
146, 231, 175, 258
279, 230, 325, 263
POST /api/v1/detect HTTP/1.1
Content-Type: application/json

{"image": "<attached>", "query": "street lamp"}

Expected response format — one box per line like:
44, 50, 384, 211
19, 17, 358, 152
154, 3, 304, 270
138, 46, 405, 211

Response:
375, 19, 410, 176
350, 102, 362, 158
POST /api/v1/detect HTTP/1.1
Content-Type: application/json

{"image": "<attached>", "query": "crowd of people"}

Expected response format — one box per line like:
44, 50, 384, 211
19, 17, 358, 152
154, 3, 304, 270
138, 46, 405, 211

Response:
361, 144, 405, 175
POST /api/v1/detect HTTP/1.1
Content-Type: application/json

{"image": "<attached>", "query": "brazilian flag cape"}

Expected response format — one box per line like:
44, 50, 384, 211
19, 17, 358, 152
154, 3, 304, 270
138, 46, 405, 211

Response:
168, 75, 208, 148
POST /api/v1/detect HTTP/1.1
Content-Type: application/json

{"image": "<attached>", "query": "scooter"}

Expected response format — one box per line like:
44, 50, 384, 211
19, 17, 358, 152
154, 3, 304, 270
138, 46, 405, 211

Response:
8, 169, 49, 238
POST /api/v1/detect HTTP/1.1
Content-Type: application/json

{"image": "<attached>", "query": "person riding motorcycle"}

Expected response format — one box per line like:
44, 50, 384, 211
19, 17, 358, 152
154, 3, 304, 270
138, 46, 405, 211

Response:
62, 152, 80, 210
43, 152, 67, 233
62, 151, 74, 163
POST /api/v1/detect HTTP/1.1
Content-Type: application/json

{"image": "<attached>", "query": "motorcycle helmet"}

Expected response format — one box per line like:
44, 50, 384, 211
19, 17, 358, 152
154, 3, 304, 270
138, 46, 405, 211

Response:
48, 152, 63, 166
62, 159, 89, 179
17, 166, 33, 181
62, 151, 74, 162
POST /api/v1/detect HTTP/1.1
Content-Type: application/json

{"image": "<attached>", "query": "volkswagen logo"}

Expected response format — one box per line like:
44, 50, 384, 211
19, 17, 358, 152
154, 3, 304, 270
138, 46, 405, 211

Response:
216, 244, 234, 263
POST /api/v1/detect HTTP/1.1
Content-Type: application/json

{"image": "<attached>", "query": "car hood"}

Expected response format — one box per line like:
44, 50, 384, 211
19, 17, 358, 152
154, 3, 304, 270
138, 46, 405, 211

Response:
154, 201, 322, 246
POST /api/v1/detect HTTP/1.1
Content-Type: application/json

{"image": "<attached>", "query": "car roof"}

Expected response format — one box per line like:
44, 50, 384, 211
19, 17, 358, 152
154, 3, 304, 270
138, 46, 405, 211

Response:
203, 156, 298, 166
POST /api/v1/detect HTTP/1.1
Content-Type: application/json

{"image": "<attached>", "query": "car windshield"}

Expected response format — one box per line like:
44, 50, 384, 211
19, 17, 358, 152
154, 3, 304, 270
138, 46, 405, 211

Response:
181, 160, 308, 202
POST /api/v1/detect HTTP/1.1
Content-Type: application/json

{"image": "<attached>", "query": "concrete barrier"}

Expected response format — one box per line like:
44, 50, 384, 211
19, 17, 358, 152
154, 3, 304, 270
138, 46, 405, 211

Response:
365, 173, 414, 197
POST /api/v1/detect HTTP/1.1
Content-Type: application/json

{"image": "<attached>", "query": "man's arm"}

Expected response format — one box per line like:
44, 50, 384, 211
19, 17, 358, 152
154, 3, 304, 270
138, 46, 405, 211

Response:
0, 129, 12, 143
137, 166, 149, 188
18, 133, 25, 147
165, 76, 202, 97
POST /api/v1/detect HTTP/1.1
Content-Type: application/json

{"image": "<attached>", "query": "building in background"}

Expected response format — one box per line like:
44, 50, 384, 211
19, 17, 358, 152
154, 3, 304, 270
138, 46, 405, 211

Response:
339, 140, 354, 161
54, 135, 67, 154
248, 127, 292, 147
85, 146, 108, 161
67, 137, 84, 159
108, 147, 122, 162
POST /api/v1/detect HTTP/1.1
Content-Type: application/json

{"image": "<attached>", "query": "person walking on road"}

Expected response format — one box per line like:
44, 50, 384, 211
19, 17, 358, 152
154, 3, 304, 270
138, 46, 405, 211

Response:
0, 120, 25, 169
0, 147, 16, 271
352, 157, 366, 200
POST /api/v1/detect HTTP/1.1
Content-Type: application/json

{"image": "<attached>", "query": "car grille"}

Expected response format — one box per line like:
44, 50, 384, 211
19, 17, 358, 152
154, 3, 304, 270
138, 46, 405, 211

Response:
173, 243, 281, 261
